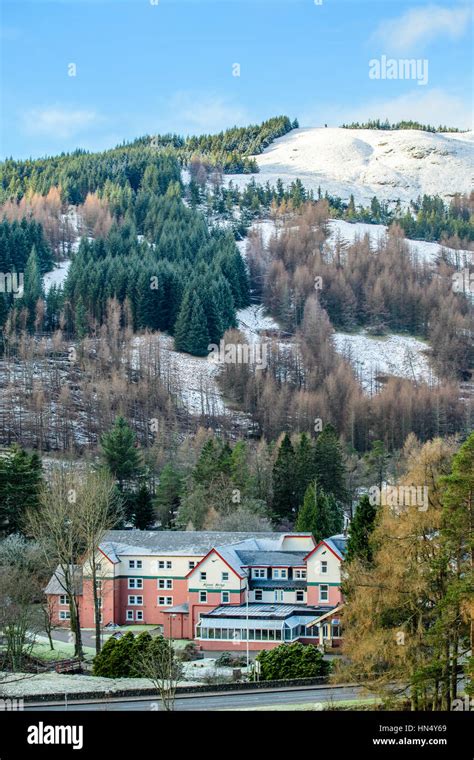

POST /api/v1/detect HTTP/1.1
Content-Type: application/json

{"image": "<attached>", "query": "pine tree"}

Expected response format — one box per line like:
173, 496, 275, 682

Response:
272, 434, 297, 520
345, 494, 377, 565
22, 245, 43, 327
295, 482, 342, 542
100, 417, 143, 490
132, 484, 155, 530
154, 464, 183, 528
74, 298, 88, 339
295, 433, 316, 508
0, 445, 43, 535
173, 290, 210, 356
314, 424, 348, 505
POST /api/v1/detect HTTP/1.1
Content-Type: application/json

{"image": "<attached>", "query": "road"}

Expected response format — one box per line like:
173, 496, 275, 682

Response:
23, 684, 372, 711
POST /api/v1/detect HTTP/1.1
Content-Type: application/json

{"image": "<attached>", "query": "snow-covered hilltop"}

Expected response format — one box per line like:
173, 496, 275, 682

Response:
228, 127, 473, 206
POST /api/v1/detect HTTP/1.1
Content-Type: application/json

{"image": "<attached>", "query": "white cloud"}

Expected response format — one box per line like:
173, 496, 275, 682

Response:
373, 4, 471, 53
22, 107, 102, 139
302, 89, 473, 131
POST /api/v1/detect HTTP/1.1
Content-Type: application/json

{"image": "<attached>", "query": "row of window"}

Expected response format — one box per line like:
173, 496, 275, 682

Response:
128, 578, 174, 590
128, 560, 198, 570
196, 622, 341, 641
127, 591, 231, 607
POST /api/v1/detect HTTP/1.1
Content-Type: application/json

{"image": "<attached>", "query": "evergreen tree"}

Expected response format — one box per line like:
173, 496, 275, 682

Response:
173, 290, 210, 356
0, 445, 43, 535
314, 424, 348, 505
345, 494, 377, 565
295, 482, 343, 542
365, 439, 390, 492
100, 416, 143, 490
22, 246, 43, 327
294, 433, 316, 508
131, 484, 155, 530
272, 433, 297, 520
74, 297, 88, 339
154, 464, 183, 528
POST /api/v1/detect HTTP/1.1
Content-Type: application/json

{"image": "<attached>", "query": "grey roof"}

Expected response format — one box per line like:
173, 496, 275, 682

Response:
325, 535, 347, 559
163, 603, 189, 614
202, 603, 334, 620
236, 550, 307, 567
100, 530, 283, 559
44, 565, 83, 596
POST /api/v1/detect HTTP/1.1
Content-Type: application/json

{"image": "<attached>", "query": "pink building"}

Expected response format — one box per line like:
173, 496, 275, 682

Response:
45, 531, 346, 650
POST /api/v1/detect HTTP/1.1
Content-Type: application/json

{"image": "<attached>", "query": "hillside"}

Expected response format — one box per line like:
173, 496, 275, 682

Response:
228, 127, 473, 206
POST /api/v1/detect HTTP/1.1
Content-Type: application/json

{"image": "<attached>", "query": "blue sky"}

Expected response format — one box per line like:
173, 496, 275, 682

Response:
1, 0, 472, 159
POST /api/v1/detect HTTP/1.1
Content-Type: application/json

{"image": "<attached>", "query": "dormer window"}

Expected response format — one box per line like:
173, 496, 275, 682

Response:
252, 569, 266, 579
273, 568, 288, 579
294, 569, 306, 579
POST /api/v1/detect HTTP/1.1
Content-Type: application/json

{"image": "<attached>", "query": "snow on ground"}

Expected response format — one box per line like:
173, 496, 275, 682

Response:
227, 127, 473, 207
333, 331, 435, 392
328, 219, 473, 266
43, 260, 71, 293
0, 660, 245, 697
237, 305, 280, 344
0, 672, 200, 698
157, 334, 226, 416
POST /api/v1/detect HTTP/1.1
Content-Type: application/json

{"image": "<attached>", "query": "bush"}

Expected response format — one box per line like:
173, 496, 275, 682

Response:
215, 652, 247, 668
92, 630, 179, 678
255, 642, 330, 681
178, 642, 201, 662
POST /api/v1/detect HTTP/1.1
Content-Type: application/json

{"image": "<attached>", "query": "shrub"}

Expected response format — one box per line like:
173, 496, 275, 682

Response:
255, 642, 330, 681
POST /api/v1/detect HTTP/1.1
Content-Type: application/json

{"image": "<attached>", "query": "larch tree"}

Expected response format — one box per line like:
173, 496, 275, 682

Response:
338, 436, 463, 710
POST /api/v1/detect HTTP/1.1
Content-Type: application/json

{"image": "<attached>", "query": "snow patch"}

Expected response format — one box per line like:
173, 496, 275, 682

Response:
227, 127, 473, 206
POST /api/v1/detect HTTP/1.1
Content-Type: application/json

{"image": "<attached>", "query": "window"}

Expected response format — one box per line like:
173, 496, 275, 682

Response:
136, 560, 142, 569
222, 591, 230, 604
199, 591, 207, 603
332, 624, 341, 638
273, 568, 287, 579
319, 585, 329, 602
158, 560, 165, 569
95, 580, 102, 590
128, 595, 143, 605
126, 610, 133, 621
321, 561, 328, 574
166, 561, 172, 569
254, 590, 263, 601
294, 569, 306, 579
252, 569, 266, 579
59, 595, 69, 606
296, 590, 305, 602
158, 579, 173, 590
221, 571, 229, 582
128, 578, 143, 589
200, 572, 207, 581
136, 611, 144, 622
59, 610, 70, 620
158, 597, 172, 606
274, 590, 284, 602
188, 561, 196, 569
97, 597, 103, 608
129, 560, 135, 569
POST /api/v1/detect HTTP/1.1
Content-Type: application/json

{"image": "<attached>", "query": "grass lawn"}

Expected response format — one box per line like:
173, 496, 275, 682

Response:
30, 639, 96, 663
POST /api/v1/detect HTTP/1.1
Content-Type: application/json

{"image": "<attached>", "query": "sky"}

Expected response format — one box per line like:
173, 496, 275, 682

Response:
1, 0, 472, 159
